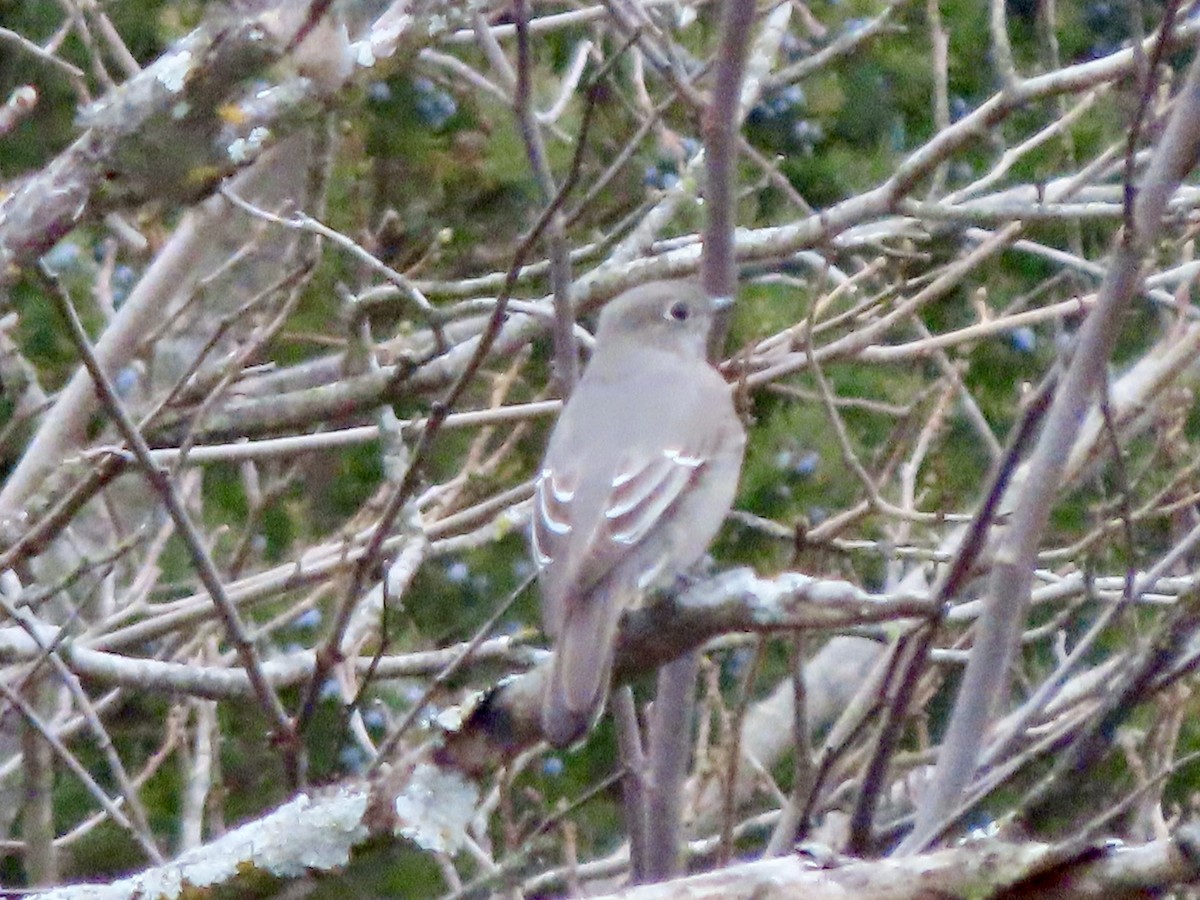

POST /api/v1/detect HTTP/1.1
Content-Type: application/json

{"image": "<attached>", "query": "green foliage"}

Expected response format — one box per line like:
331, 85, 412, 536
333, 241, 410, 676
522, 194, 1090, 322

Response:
4, 0, 1200, 890
313, 841, 444, 899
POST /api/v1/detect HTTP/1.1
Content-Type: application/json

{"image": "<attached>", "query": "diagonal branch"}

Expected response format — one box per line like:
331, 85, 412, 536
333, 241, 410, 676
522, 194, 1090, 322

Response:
903, 17, 1200, 854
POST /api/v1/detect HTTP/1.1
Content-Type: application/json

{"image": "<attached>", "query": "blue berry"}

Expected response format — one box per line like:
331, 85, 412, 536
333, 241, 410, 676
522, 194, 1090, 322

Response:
413, 77, 457, 129
793, 450, 820, 478
43, 241, 83, 273
1009, 326, 1037, 354
294, 608, 323, 629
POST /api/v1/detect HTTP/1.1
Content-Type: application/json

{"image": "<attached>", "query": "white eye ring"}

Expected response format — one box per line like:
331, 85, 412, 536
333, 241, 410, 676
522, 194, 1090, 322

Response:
665, 300, 691, 322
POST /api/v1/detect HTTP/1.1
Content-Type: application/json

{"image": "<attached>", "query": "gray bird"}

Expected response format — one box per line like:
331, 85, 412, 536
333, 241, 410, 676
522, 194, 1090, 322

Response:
532, 279, 746, 747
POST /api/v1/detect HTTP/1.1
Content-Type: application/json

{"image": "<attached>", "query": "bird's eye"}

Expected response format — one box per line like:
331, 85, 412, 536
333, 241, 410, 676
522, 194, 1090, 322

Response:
666, 301, 691, 322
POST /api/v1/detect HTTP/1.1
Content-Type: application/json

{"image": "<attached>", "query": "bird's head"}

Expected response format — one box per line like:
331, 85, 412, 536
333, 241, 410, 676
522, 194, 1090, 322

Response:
593, 279, 730, 359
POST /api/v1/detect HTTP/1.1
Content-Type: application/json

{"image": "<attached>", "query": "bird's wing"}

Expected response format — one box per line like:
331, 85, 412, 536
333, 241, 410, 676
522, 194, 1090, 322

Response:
604, 447, 705, 552
532, 444, 707, 632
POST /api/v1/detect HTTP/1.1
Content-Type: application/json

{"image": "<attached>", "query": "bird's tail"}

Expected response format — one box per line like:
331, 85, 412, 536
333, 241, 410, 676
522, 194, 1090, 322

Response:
541, 587, 625, 748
